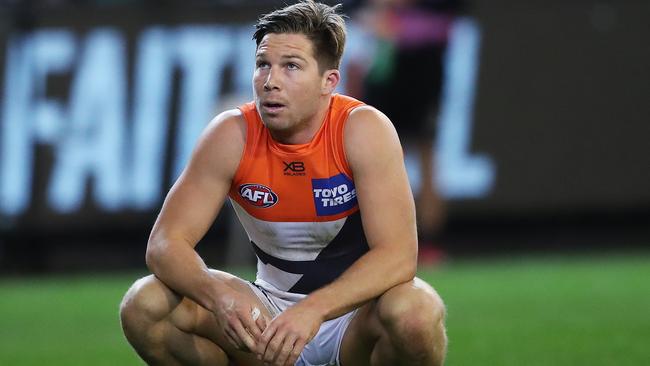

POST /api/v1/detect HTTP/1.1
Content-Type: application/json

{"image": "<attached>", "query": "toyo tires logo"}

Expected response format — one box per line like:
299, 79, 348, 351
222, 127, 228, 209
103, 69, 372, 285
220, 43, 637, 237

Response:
239, 183, 278, 208
312, 173, 357, 216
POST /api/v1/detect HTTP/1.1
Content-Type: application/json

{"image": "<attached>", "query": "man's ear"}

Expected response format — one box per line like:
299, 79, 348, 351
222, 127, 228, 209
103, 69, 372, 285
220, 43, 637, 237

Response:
322, 69, 340, 95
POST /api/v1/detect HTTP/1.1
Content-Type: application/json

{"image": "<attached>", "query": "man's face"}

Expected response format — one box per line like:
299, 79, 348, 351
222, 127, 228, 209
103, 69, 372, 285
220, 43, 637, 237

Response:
253, 33, 332, 137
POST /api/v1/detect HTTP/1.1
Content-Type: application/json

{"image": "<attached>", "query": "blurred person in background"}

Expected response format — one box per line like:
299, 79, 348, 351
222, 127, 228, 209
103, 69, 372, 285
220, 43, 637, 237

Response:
347, 0, 461, 263
119, 1, 447, 366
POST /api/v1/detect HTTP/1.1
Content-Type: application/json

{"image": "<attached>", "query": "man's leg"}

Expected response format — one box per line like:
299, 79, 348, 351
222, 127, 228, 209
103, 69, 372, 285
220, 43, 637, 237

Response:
119, 270, 271, 366
340, 277, 447, 366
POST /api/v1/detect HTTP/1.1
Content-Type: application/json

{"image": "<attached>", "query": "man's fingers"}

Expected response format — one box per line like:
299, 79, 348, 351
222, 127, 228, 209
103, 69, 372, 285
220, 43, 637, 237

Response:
230, 318, 257, 352
224, 327, 244, 351
287, 337, 307, 366
240, 307, 262, 340
255, 312, 269, 334
261, 326, 282, 363
275, 334, 297, 366
263, 335, 284, 364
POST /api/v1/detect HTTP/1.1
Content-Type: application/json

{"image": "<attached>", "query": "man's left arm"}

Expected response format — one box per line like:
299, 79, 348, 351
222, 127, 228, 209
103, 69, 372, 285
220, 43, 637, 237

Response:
259, 106, 418, 364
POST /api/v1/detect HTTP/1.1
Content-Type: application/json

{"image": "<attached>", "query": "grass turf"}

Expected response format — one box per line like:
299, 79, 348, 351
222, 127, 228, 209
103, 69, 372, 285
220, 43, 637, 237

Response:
1, 253, 649, 365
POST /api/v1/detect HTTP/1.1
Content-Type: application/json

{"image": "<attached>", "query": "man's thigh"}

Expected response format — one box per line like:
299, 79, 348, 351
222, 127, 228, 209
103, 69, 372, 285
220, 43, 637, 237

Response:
338, 277, 444, 366
168, 269, 273, 366
335, 300, 380, 366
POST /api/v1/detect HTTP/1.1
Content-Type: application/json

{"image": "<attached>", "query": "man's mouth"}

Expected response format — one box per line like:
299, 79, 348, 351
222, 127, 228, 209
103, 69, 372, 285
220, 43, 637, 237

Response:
262, 102, 286, 113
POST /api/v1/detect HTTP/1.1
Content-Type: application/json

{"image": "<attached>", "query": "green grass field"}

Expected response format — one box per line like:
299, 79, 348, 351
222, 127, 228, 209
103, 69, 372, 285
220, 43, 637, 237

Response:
1, 253, 649, 365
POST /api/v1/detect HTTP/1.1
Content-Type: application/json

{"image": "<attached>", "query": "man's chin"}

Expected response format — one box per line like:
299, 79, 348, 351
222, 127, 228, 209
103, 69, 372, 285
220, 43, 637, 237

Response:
261, 115, 289, 129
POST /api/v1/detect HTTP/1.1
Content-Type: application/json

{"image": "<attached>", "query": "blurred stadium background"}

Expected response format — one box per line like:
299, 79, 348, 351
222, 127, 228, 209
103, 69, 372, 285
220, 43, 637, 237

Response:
1, 0, 649, 365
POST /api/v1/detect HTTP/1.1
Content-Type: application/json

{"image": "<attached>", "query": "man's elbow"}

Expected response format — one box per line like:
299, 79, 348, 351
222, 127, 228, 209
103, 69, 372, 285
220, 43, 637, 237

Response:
145, 239, 165, 273
400, 255, 418, 282
393, 246, 417, 284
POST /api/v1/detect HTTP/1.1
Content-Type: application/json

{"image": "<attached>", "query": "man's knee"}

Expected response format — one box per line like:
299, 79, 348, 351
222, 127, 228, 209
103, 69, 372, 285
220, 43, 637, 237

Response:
120, 275, 178, 341
121, 276, 164, 322
376, 278, 447, 362
119, 275, 180, 362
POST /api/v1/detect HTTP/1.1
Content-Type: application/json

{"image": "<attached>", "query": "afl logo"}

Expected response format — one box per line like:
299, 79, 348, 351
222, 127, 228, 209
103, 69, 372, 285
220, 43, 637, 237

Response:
239, 184, 278, 208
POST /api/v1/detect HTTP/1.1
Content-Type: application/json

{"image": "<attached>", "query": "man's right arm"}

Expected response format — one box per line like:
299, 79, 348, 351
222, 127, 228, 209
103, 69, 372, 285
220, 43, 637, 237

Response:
144, 109, 248, 322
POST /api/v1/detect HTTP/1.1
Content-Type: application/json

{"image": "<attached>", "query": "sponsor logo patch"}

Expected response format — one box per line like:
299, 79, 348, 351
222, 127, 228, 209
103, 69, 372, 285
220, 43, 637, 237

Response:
239, 183, 278, 208
283, 161, 306, 176
312, 173, 357, 216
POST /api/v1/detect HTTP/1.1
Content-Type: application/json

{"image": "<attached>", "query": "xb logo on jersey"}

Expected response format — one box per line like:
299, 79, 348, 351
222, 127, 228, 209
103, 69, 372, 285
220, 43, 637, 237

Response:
239, 184, 278, 208
283, 161, 306, 176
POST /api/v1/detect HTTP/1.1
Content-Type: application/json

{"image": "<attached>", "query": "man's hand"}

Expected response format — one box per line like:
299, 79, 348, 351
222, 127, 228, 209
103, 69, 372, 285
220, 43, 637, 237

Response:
258, 303, 323, 366
213, 290, 268, 352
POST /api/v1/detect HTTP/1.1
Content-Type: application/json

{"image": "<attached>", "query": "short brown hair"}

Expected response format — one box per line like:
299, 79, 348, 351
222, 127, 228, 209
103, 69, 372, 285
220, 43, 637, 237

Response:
253, 0, 346, 72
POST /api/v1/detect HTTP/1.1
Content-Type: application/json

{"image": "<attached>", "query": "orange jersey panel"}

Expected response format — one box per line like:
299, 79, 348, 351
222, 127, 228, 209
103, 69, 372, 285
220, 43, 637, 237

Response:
229, 94, 365, 223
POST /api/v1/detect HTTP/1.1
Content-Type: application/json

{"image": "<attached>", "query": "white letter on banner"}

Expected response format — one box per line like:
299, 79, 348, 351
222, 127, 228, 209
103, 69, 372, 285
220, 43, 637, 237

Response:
32, 30, 75, 143
435, 17, 496, 198
48, 29, 128, 212
129, 27, 174, 209
171, 26, 232, 179
231, 25, 256, 99
0, 35, 34, 215
0, 30, 75, 215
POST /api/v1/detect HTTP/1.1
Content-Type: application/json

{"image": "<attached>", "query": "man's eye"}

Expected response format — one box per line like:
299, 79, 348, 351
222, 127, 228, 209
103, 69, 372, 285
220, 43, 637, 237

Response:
287, 63, 299, 70
257, 61, 270, 69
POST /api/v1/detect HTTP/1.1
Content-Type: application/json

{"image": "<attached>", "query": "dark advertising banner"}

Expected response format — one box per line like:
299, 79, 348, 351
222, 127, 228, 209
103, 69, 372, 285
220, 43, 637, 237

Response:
466, 0, 650, 216
0, 0, 648, 239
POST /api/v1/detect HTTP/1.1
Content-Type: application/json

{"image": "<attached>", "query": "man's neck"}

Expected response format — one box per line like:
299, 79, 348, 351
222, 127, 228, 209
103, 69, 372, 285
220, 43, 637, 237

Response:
269, 95, 332, 145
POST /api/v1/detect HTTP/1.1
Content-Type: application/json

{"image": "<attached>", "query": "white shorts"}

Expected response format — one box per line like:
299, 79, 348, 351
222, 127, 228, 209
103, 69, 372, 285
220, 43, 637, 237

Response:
248, 282, 357, 366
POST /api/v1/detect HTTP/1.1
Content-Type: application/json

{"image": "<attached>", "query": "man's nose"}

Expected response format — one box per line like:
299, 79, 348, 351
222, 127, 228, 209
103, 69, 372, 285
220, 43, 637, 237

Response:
263, 67, 280, 91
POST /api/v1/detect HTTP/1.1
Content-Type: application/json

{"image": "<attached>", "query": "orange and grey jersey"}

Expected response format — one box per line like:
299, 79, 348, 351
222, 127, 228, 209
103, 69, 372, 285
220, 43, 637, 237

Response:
229, 94, 368, 301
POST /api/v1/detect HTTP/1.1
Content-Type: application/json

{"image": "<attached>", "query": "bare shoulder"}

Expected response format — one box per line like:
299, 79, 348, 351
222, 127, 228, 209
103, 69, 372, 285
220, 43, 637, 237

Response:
187, 108, 247, 180
202, 108, 247, 151
346, 105, 394, 132
344, 105, 402, 171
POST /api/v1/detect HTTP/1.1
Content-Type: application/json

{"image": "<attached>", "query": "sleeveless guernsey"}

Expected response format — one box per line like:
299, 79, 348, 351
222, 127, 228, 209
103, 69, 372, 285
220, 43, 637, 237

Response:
229, 94, 369, 301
